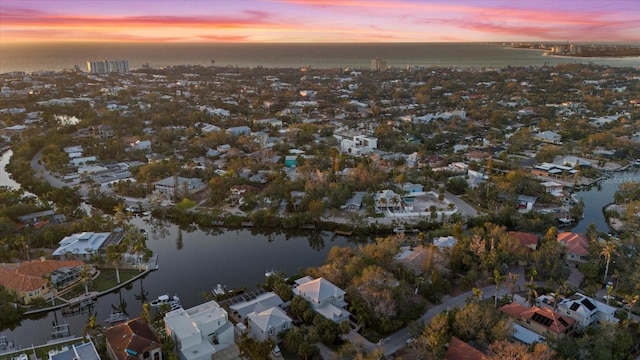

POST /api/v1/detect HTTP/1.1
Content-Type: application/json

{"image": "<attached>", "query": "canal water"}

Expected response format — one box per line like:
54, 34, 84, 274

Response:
0, 150, 22, 190
0, 218, 355, 346
571, 168, 640, 233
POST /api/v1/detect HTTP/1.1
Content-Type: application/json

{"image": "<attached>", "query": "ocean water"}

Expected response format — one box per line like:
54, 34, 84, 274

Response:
1, 42, 640, 73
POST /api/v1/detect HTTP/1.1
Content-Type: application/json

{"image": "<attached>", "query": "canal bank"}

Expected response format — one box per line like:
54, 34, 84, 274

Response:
22, 256, 159, 316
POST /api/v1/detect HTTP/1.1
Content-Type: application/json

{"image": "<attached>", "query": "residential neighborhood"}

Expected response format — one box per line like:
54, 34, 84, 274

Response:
1, 60, 640, 360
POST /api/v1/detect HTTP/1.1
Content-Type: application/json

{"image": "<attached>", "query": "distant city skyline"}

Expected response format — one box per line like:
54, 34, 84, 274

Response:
1, 0, 639, 44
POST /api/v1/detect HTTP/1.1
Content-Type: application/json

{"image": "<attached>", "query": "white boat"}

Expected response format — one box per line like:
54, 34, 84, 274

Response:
558, 217, 573, 224
265, 269, 276, 277
150, 294, 181, 308
213, 284, 226, 296
105, 312, 128, 325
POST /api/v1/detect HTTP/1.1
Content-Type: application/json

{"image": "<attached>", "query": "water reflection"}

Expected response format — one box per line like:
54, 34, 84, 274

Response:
0, 219, 357, 346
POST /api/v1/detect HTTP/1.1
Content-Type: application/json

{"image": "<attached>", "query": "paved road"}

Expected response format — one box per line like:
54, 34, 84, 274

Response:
31, 150, 67, 189
380, 284, 510, 357
444, 191, 478, 218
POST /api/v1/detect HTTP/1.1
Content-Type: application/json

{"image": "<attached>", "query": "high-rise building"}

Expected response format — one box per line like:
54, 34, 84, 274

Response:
371, 58, 387, 71
86, 60, 130, 74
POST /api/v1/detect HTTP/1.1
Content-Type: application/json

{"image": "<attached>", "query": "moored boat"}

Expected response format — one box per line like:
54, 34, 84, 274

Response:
105, 312, 128, 325
150, 294, 181, 308
213, 284, 226, 296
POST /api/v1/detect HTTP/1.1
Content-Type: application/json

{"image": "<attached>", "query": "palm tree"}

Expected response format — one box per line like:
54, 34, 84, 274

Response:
621, 293, 639, 320
106, 244, 122, 284
80, 264, 92, 294
489, 269, 505, 308
82, 314, 103, 343
601, 242, 616, 286
282, 327, 304, 354
471, 287, 483, 302
507, 272, 520, 295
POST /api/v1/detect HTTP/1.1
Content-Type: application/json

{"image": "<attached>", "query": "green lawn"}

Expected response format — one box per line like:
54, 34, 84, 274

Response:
91, 269, 140, 291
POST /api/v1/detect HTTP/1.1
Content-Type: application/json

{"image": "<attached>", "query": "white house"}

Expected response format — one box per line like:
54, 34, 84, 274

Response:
341, 192, 365, 212
52, 231, 118, 260
226, 126, 251, 137
130, 140, 152, 151
534, 131, 562, 144
70, 156, 97, 167
340, 135, 378, 155
293, 276, 350, 323
229, 292, 284, 320
164, 300, 238, 360
247, 306, 293, 342
433, 236, 457, 249
154, 177, 204, 196
537, 292, 618, 329
255, 118, 283, 128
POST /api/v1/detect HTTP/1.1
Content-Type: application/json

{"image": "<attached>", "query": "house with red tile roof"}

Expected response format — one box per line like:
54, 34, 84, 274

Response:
104, 318, 162, 360
500, 302, 575, 339
509, 231, 539, 251
444, 336, 489, 360
0, 259, 84, 304
557, 232, 589, 262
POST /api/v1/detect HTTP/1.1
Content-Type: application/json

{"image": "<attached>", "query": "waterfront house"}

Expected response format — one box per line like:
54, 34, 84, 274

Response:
104, 318, 162, 360
540, 181, 565, 197
537, 292, 618, 328
341, 192, 365, 212
164, 300, 238, 360
52, 231, 122, 260
531, 163, 578, 180
229, 292, 284, 320
49, 340, 100, 360
293, 276, 350, 323
247, 306, 293, 342
0, 259, 84, 304
557, 232, 589, 262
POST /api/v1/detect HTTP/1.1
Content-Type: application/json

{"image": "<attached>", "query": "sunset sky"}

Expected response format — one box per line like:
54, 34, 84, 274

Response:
1, 0, 639, 43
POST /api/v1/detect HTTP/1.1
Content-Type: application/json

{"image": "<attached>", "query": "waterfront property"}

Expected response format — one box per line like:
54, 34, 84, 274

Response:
52, 230, 124, 260
228, 291, 284, 321
293, 276, 350, 323
0, 259, 85, 304
164, 300, 238, 360
49, 340, 101, 360
104, 318, 162, 360
557, 232, 589, 262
